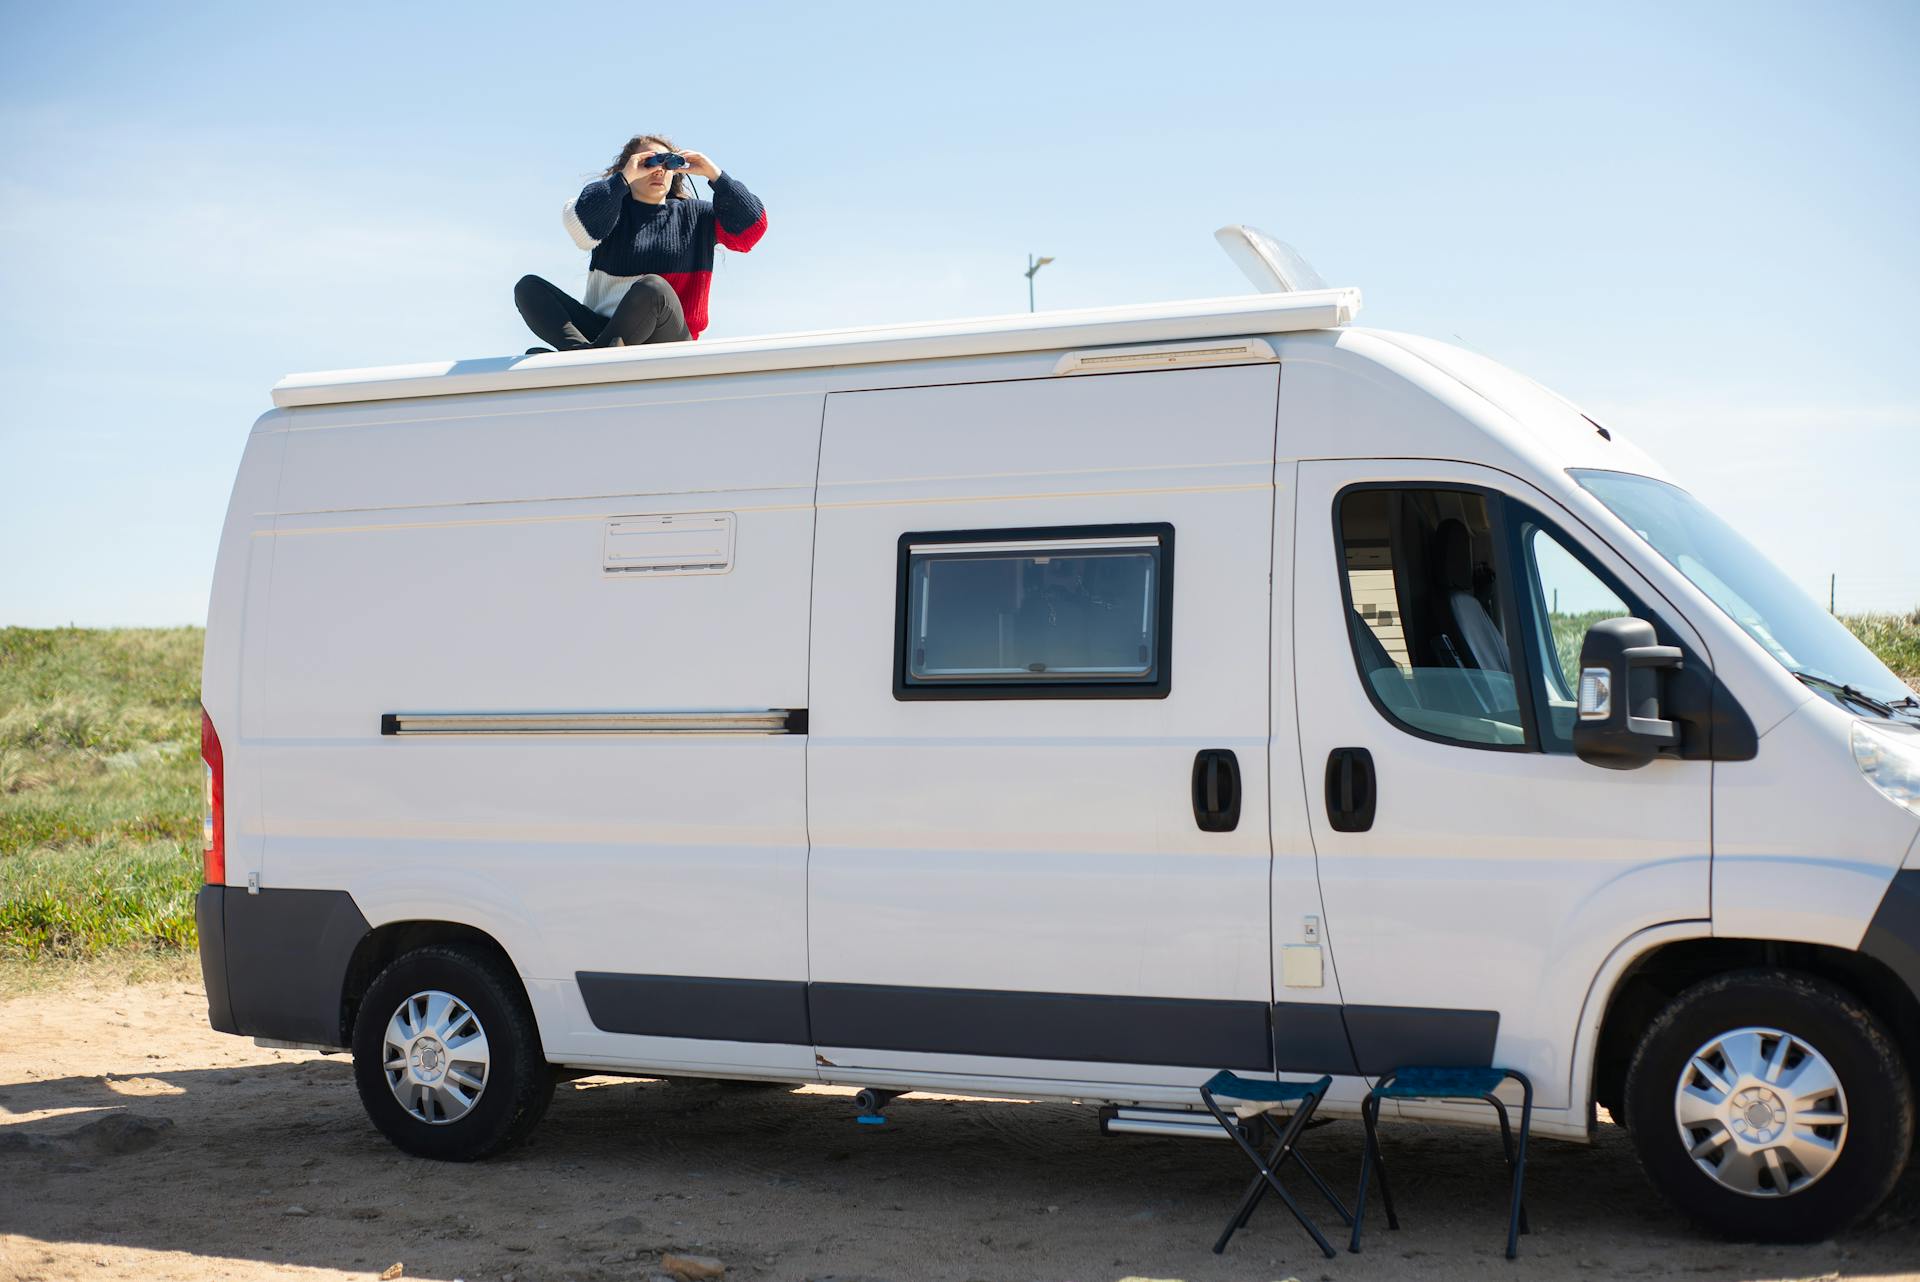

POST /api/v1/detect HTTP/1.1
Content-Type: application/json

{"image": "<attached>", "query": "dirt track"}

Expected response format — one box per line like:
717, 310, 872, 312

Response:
2, 979, 1917, 1282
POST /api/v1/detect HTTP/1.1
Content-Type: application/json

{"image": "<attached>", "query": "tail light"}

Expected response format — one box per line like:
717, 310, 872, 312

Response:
201, 706, 226, 885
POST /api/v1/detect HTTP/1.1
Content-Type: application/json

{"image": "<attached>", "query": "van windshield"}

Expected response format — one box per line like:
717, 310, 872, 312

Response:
1573, 470, 1914, 709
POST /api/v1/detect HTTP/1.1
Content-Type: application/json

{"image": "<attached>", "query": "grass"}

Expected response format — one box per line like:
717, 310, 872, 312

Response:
1, 612, 1916, 983
1844, 610, 1920, 690
0, 627, 204, 971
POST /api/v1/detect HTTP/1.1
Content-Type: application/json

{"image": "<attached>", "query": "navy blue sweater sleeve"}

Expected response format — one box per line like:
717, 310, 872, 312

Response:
709, 173, 768, 251
565, 172, 630, 249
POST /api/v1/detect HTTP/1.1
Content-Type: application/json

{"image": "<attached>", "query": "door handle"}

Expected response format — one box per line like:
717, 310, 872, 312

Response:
1324, 747, 1376, 833
1191, 749, 1241, 833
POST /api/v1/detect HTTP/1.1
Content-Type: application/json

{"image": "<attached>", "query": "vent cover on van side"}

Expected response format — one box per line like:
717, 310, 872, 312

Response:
602, 513, 735, 577
1052, 338, 1276, 377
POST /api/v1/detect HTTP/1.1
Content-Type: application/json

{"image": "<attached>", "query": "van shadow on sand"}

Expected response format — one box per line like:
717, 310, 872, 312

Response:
3, 1062, 1918, 1282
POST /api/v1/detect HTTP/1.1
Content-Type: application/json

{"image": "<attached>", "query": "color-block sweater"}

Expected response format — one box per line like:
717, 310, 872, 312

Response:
562, 170, 767, 340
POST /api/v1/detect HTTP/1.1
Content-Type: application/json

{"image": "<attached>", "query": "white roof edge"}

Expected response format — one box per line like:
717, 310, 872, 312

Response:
271, 287, 1362, 409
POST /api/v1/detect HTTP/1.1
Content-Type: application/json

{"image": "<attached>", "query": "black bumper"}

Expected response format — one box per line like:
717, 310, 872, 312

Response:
194, 884, 371, 1049
1862, 869, 1920, 1007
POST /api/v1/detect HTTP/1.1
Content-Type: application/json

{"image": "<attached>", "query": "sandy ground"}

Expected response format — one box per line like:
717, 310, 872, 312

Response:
2, 978, 1918, 1282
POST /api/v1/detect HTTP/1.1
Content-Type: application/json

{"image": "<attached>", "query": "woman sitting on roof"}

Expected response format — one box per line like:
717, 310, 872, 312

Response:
514, 134, 767, 353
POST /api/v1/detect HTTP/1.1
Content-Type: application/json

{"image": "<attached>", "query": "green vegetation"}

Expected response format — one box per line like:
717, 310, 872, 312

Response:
1, 628, 203, 964
1544, 610, 1920, 694
0, 613, 1916, 975
1547, 610, 1618, 689
1844, 611, 1920, 689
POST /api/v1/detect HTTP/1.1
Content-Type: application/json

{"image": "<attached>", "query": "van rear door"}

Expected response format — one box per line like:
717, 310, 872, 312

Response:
806, 364, 1280, 1091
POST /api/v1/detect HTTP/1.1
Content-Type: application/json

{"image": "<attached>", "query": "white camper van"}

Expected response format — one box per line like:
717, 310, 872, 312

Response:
198, 233, 1920, 1243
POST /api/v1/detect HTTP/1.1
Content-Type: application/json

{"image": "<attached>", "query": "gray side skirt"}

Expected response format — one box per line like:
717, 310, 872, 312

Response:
575, 973, 1501, 1076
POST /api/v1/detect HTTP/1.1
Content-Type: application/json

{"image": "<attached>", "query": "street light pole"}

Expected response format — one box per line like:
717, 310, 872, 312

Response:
1025, 253, 1055, 312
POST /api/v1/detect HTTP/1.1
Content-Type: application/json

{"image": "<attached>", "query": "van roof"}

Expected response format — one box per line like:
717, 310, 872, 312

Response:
271, 287, 1362, 409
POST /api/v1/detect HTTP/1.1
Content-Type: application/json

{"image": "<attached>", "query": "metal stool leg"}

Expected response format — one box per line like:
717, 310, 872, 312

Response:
1202, 1087, 1338, 1258
1286, 1148, 1355, 1226
1487, 1095, 1531, 1239
1202, 1090, 1337, 1257
1505, 1073, 1533, 1261
1230, 1122, 1277, 1234
1350, 1090, 1398, 1252
1233, 1110, 1352, 1231
1202, 1094, 1268, 1253
1370, 1097, 1400, 1232
1217, 1171, 1270, 1249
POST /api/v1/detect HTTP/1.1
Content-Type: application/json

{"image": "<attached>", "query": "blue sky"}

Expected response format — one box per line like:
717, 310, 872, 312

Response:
2, 0, 1916, 624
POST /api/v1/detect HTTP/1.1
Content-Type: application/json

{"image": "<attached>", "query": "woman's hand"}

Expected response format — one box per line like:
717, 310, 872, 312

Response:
680, 150, 722, 181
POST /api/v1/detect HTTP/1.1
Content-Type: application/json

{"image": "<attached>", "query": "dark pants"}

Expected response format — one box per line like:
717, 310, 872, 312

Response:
513, 274, 691, 350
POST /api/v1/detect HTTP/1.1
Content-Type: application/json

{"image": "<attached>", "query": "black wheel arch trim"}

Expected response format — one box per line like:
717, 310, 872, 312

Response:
1861, 868, 1920, 1008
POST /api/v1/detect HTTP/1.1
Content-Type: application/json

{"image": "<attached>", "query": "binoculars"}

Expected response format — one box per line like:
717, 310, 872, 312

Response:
642, 152, 690, 171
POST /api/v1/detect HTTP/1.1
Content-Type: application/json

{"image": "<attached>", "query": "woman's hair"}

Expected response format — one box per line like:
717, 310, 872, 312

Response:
606, 133, 694, 200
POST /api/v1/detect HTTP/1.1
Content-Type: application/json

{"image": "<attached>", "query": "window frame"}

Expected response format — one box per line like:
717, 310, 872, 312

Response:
1331, 482, 1541, 753
892, 522, 1176, 701
1332, 481, 1704, 756
1503, 502, 1679, 754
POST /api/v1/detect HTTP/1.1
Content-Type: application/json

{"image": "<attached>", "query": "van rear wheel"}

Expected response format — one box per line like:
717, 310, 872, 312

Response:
1622, 969, 1911, 1242
351, 944, 555, 1161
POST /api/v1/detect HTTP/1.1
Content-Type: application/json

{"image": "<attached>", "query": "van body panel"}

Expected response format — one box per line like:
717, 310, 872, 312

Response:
243, 388, 824, 1072
1271, 333, 1567, 477
275, 388, 821, 514
1713, 698, 1920, 948
1267, 460, 1355, 1063
1565, 919, 1717, 1125
1290, 453, 1714, 1109
203, 418, 288, 893
807, 365, 1281, 1081
1272, 331, 1805, 744
1359, 331, 1673, 480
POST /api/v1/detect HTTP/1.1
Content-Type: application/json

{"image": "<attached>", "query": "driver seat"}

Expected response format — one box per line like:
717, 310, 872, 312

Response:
1435, 519, 1509, 675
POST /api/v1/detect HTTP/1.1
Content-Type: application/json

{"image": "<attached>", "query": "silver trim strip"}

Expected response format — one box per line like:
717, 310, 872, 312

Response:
383, 710, 795, 736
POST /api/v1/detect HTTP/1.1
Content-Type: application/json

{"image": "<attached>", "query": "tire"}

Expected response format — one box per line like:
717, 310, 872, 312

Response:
351, 944, 556, 1161
1622, 968, 1912, 1242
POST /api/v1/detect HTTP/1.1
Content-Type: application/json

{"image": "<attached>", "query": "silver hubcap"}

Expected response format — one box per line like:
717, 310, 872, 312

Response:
1673, 1026, 1846, 1197
383, 990, 491, 1125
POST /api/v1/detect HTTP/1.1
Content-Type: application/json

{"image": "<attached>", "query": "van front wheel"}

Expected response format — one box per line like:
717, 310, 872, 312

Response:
1622, 969, 1911, 1241
351, 944, 555, 1161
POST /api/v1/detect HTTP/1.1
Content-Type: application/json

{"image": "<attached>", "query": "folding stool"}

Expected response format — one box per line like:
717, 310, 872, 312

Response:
1349, 1066, 1533, 1260
1197, 1070, 1353, 1257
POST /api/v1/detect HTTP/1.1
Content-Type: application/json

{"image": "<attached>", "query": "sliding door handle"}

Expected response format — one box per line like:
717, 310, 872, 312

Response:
1324, 747, 1377, 833
1191, 749, 1241, 833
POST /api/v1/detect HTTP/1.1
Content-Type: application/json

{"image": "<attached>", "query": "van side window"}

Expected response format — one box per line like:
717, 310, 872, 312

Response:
1335, 488, 1529, 748
895, 524, 1174, 700
1514, 516, 1633, 752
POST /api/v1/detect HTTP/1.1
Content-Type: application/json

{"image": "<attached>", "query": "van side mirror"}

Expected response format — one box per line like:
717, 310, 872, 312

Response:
1572, 618, 1684, 771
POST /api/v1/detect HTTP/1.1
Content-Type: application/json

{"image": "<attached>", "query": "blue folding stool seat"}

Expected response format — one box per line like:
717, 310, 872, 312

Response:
1349, 1066, 1533, 1260
1197, 1070, 1352, 1257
